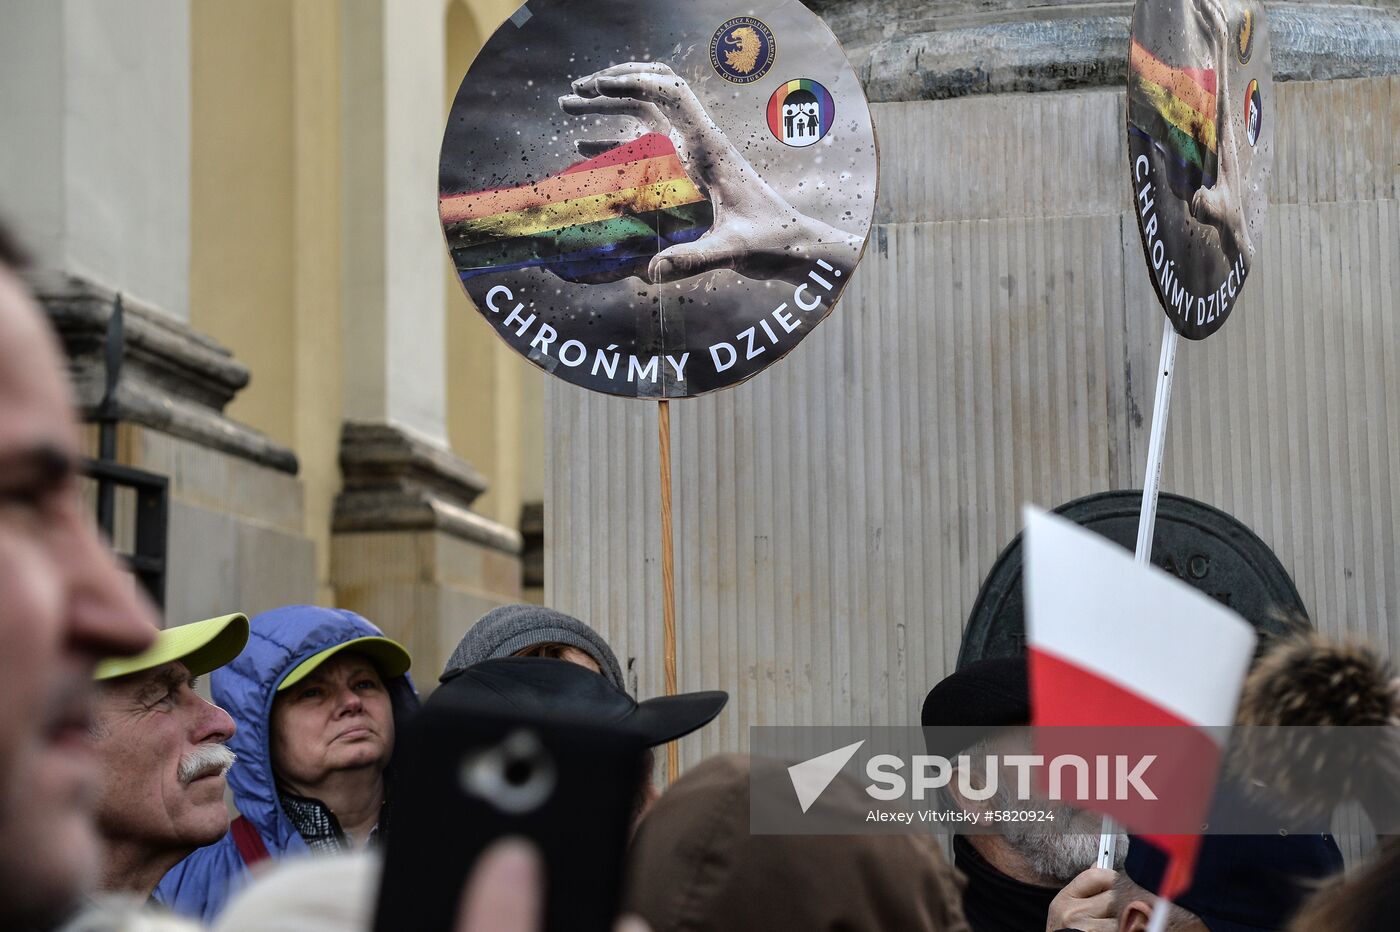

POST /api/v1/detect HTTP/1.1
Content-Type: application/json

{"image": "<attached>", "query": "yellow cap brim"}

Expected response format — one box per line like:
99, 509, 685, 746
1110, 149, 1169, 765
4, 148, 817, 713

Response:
95, 613, 250, 681
277, 636, 412, 691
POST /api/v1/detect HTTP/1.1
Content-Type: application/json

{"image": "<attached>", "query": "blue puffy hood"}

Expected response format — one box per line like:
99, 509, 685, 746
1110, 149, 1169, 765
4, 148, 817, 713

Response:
216, 604, 421, 849
157, 605, 420, 922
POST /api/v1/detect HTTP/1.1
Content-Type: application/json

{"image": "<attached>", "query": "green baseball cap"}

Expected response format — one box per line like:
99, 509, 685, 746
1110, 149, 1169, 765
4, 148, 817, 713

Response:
277, 636, 412, 692
94, 613, 249, 682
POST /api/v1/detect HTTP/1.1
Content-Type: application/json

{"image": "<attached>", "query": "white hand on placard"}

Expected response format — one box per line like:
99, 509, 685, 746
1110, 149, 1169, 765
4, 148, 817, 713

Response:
561, 62, 861, 286
1188, 0, 1253, 258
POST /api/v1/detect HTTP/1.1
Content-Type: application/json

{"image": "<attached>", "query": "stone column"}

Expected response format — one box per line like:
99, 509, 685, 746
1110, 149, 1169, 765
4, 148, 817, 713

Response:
0, 0, 315, 625
0, 0, 189, 317
334, 0, 522, 680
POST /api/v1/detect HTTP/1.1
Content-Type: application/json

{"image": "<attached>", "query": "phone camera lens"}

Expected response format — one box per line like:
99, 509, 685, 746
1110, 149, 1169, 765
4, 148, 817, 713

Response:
504, 759, 533, 787
460, 729, 557, 814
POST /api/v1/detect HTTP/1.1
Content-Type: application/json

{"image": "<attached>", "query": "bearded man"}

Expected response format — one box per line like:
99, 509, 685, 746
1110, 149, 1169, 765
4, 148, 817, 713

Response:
922, 657, 1126, 932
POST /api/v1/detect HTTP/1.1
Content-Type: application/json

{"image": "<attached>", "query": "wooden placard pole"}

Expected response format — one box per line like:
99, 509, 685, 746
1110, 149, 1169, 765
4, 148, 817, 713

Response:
658, 400, 680, 784
1097, 315, 1181, 869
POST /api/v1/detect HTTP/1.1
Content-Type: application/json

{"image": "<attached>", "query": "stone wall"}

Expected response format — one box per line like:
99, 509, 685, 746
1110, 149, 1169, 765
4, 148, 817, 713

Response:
809, 0, 1400, 100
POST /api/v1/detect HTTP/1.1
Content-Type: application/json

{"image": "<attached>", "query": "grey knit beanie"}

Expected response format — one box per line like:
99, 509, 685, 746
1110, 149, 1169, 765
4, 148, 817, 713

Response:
440, 604, 626, 691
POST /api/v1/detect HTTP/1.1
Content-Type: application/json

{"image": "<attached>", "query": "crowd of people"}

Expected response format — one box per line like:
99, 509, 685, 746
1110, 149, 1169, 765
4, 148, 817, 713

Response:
1, 213, 1396, 932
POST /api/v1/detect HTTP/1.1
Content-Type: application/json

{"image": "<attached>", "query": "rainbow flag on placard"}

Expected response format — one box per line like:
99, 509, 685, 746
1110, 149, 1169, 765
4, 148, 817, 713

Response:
440, 134, 713, 284
1128, 38, 1218, 198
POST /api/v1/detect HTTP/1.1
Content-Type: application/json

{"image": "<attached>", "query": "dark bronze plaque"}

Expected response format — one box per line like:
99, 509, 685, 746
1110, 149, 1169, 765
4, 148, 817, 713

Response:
958, 491, 1308, 669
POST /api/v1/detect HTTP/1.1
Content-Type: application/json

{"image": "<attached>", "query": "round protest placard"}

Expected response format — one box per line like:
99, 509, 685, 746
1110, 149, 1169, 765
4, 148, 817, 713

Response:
1128, 0, 1273, 340
440, 0, 877, 398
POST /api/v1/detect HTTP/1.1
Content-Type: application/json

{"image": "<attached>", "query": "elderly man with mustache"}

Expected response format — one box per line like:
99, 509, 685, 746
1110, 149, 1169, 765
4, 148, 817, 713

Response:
90, 613, 249, 900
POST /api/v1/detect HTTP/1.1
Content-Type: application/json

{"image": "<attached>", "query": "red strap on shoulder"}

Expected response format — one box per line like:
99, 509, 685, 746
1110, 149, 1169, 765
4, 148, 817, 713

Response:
230, 815, 270, 866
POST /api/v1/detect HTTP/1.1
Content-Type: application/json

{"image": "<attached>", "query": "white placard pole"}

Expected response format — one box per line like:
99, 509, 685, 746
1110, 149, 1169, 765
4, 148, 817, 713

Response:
1097, 315, 1181, 868
1133, 317, 1180, 565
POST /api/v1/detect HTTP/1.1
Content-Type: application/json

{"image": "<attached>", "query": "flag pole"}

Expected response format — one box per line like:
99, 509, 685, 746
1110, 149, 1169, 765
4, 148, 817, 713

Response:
658, 400, 680, 785
1097, 315, 1181, 868
1146, 898, 1172, 932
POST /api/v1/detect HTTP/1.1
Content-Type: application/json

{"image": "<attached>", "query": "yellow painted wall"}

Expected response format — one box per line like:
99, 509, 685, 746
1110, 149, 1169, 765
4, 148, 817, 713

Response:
190, 0, 343, 603
290, 0, 345, 605
444, 0, 546, 528
190, 0, 295, 447
190, 0, 535, 602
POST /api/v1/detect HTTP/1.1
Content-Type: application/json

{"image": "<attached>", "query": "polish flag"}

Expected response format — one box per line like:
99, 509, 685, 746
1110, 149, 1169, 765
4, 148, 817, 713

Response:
1022, 507, 1256, 898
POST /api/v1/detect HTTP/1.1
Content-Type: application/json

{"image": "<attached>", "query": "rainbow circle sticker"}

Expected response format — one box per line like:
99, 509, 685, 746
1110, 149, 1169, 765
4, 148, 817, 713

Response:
766, 79, 835, 147
1244, 78, 1262, 147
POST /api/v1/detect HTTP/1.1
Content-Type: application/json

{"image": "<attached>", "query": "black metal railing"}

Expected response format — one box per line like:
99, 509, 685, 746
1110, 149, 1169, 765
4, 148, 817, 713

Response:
83, 294, 169, 608
83, 458, 168, 607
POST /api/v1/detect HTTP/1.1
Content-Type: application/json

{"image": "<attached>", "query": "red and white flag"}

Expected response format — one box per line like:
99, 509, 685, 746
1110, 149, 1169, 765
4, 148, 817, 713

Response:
1023, 507, 1256, 898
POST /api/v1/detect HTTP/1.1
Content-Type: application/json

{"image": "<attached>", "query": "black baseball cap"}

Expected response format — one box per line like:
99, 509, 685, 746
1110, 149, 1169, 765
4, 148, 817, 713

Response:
433, 656, 727, 748
919, 657, 1031, 758
920, 657, 1030, 728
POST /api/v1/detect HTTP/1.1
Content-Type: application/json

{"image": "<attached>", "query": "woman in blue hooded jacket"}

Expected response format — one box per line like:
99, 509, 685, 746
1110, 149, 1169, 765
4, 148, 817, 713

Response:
154, 605, 419, 923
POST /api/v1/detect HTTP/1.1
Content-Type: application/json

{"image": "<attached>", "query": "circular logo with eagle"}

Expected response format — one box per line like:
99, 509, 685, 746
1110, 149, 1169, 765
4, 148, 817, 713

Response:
709, 16, 776, 84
